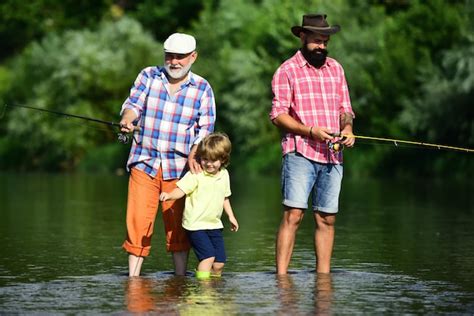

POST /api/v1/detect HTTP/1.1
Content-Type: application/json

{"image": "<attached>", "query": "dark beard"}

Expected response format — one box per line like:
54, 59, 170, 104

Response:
301, 46, 328, 68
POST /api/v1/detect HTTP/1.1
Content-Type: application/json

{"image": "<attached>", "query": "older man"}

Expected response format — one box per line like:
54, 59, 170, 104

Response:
270, 14, 355, 274
120, 33, 216, 276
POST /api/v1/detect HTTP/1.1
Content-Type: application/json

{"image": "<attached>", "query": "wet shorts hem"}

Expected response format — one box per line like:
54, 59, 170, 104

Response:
283, 199, 308, 210
314, 206, 339, 214
123, 241, 151, 257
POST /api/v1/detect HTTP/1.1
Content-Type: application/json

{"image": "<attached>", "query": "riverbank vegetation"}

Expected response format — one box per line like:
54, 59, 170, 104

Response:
0, 0, 472, 178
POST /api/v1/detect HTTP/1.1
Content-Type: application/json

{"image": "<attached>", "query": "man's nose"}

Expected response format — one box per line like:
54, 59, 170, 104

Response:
315, 42, 326, 49
170, 57, 179, 64
167, 54, 181, 64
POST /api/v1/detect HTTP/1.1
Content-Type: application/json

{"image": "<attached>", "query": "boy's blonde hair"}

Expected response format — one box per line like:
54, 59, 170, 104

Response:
196, 132, 232, 167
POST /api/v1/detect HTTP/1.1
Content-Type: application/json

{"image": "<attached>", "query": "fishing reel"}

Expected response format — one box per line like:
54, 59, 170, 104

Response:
328, 134, 346, 153
117, 126, 141, 144
118, 133, 130, 144
118, 132, 139, 144
328, 141, 344, 153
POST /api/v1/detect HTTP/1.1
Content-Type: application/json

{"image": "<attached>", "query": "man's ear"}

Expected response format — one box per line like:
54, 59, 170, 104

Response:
190, 51, 198, 63
299, 32, 306, 45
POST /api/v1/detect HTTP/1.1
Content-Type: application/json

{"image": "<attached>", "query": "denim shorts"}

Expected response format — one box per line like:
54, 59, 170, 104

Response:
186, 229, 226, 263
281, 152, 343, 213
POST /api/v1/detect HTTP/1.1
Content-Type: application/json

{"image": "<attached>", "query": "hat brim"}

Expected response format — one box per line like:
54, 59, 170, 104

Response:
291, 25, 340, 37
164, 49, 195, 54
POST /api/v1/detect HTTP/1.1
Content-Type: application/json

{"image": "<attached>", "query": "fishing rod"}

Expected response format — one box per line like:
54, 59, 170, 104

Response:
329, 132, 474, 153
2, 103, 139, 144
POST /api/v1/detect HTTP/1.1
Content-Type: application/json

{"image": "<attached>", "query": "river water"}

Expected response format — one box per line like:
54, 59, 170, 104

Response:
0, 172, 473, 314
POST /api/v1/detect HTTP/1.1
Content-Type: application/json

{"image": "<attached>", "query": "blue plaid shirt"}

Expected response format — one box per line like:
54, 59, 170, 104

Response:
121, 66, 216, 180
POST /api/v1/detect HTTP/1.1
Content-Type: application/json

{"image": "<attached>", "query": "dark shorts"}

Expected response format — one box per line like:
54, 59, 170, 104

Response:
186, 229, 226, 263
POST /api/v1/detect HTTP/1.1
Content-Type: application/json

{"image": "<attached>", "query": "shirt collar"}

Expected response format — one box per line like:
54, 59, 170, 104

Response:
203, 169, 224, 179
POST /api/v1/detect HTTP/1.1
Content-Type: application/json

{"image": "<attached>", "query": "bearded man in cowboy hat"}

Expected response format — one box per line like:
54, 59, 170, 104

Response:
270, 14, 355, 274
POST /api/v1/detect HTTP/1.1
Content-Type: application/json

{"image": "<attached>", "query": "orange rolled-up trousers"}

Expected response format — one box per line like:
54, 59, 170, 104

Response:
122, 167, 190, 257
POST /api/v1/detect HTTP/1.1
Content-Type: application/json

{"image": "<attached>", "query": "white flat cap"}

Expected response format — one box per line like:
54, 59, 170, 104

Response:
163, 33, 196, 54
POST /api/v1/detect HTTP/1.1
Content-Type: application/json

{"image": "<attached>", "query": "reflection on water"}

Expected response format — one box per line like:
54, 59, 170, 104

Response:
0, 173, 473, 313
125, 276, 191, 314
276, 274, 300, 314
276, 273, 334, 315
125, 278, 158, 313
1, 270, 473, 314
314, 274, 333, 315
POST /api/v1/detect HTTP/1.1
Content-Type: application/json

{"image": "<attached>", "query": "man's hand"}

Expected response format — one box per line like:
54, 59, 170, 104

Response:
340, 126, 355, 147
120, 109, 138, 133
187, 145, 201, 174
339, 112, 355, 147
119, 120, 135, 133
310, 126, 335, 142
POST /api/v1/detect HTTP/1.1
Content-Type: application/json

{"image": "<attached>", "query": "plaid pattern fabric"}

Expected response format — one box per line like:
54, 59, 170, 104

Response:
270, 50, 354, 164
121, 66, 216, 180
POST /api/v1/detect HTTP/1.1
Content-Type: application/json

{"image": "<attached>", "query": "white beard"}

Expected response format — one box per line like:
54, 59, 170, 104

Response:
164, 63, 192, 80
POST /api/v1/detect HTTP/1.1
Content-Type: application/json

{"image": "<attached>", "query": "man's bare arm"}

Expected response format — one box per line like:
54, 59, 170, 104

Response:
272, 114, 334, 141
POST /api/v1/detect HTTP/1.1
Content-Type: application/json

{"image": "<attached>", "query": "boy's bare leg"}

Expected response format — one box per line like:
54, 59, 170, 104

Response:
197, 257, 215, 272
211, 262, 224, 276
129, 254, 144, 277
276, 208, 304, 274
173, 250, 189, 276
314, 212, 336, 273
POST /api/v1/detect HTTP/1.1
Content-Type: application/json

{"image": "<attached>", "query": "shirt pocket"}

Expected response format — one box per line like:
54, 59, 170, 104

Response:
176, 93, 200, 125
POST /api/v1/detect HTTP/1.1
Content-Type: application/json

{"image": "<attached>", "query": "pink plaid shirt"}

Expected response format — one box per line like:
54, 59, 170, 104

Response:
270, 50, 354, 164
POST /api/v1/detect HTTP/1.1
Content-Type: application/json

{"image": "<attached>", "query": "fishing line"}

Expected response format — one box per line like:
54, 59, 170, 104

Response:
329, 132, 473, 153
2, 103, 139, 144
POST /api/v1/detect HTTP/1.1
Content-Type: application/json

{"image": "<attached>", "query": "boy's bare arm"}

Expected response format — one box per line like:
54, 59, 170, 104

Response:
224, 198, 239, 232
160, 188, 185, 201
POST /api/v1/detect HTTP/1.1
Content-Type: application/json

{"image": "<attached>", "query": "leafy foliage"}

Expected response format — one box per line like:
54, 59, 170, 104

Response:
0, 0, 112, 61
1, 17, 161, 171
0, 0, 472, 177
122, 0, 207, 41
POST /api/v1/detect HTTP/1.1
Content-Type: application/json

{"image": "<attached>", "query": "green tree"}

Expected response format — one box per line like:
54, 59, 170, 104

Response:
398, 36, 474, 176
122, 0, 208, 41
1, 1, 471, 177
191, 0, 361, 171
189, 0, 471, 176
0, 17, 161, 171
0, 0, 112, 61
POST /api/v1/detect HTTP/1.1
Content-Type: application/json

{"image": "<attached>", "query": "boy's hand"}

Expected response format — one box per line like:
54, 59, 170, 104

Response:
229, 216, 239, 232
159, 192, 170, 201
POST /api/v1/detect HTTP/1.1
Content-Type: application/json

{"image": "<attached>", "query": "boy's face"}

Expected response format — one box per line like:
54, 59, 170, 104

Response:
200, 158, 222, 175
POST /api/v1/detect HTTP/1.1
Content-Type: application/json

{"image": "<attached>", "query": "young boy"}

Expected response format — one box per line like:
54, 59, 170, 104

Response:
160, 132, 239, 279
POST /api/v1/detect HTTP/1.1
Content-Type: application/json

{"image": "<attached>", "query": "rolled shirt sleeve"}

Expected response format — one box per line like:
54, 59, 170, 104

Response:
193, 85, 216, 145
270, 67, 292, 121
120, 68, 153, 119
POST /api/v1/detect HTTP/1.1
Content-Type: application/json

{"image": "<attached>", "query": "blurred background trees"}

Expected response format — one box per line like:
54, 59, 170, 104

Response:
0, 0, 472, 177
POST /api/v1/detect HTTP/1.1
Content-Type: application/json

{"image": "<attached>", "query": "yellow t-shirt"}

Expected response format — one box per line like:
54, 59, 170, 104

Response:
177, 169, 231, 231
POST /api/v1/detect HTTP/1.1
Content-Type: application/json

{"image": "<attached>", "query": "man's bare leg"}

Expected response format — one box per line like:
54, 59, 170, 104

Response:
314, 212, 336, 273
276, 208, 304, 274
173, 250, 189, 276
129, 254, 144, 277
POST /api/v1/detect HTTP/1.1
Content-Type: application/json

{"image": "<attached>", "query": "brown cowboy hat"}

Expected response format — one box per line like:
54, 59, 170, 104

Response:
291, 14, 340, 37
